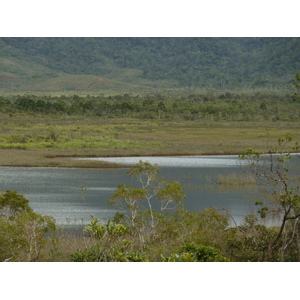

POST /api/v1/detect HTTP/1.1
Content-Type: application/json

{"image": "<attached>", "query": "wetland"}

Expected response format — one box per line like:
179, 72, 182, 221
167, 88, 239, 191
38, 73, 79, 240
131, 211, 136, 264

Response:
1, 92, 300, 262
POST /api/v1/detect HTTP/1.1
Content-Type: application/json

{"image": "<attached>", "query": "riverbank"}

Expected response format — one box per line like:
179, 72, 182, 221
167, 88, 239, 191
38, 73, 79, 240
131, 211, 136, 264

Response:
0, 149, 241, 168
1, 149, 300, 169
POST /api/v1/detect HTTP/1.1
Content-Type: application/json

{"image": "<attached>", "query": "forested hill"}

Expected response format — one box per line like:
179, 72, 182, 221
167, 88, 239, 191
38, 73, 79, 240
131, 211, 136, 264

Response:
0, 37, 299, 94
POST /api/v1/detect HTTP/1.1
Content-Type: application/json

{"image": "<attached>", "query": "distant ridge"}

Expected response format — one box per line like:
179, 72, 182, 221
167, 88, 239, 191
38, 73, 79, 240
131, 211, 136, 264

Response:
0, 37, 299, 94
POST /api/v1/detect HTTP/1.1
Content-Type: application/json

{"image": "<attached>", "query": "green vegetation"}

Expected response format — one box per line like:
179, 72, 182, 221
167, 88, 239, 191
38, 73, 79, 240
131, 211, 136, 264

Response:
1, 91, 300, 121
0, 38, 299, 94
0, 190, 56, 261
0, 90, 299, 167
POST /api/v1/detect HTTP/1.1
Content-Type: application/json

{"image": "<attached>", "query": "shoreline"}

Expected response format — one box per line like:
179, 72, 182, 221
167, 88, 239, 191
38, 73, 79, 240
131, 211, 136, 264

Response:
0, 152, 242, 169
1, 151, 299, 169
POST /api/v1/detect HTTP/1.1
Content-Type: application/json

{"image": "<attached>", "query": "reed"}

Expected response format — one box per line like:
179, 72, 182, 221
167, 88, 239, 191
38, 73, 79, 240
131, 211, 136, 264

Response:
216, 173, 257, 187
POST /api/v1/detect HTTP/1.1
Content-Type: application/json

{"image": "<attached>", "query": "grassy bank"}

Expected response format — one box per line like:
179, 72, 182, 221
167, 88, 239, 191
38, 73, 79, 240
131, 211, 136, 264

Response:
0, 113, 299, 167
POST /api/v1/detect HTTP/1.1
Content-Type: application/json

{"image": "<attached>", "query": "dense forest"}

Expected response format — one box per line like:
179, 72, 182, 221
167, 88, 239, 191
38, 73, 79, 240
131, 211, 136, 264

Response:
1, 37, 299, 93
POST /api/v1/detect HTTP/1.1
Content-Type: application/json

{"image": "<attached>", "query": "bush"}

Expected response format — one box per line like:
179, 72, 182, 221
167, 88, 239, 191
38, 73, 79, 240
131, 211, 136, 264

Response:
0, 190, 56, 261
71, 244, 149, 262
163, 242, 230, 262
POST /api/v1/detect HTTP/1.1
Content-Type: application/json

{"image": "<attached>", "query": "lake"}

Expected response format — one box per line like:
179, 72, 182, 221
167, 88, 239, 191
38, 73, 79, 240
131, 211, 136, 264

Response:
1, 155, 297, 228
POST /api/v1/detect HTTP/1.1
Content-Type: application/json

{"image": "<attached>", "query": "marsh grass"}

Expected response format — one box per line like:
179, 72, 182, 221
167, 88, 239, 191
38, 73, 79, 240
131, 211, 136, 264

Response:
215, 173, 257, 187
0, 134, 162, 150
183, 173, 258, 194
0, 113, 299, 167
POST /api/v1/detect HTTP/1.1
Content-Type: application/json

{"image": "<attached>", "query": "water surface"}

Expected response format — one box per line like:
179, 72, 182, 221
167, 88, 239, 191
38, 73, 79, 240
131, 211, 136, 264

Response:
1, 155, 294, 227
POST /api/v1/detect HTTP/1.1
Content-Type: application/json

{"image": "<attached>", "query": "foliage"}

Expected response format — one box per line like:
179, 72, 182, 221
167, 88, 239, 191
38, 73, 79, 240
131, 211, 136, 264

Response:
0, 189, 32, 218
84, 216, 128, 240
223, 215, 280, 261
69, 216, 139, 262
163, 242, 229, 262
71, 207, 231, 262
0, 190, 56, 261
71, 243, 149, 262
152, 207, 229, 251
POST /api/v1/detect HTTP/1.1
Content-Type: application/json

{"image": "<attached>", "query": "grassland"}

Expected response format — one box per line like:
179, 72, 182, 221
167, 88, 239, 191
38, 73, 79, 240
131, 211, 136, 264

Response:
0, 112, 299, 168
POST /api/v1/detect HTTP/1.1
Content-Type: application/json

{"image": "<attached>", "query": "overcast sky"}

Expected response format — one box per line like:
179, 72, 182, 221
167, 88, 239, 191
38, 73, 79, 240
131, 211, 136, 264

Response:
1, 0, 299, 37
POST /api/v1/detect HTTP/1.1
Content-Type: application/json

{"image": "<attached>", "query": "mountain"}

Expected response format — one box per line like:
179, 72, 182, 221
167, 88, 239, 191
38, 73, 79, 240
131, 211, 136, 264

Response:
0, 37, 299, 94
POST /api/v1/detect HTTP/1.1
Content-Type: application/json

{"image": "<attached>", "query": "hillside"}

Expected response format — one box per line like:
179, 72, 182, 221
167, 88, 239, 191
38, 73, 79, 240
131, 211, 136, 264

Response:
0, 37, 299, 94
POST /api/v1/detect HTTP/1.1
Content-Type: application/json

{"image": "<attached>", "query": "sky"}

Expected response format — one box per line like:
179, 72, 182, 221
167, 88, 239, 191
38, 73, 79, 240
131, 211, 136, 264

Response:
1, 0, 299, 37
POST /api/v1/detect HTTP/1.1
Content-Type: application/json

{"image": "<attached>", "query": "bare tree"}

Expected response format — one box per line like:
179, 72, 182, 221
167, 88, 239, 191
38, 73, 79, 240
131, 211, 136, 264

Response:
240, 131, 300, 261
109, 161, 185, 250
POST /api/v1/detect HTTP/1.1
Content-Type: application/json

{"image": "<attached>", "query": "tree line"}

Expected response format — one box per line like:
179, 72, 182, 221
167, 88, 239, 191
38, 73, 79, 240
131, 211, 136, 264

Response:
0, 91, 299, 121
